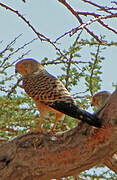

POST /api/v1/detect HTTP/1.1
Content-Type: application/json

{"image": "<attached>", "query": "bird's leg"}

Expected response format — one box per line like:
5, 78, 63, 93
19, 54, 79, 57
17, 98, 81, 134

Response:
37, 114, 44, 132
30, 112, 45, 133
51, 116, 59, 132
51, 112, 65, 132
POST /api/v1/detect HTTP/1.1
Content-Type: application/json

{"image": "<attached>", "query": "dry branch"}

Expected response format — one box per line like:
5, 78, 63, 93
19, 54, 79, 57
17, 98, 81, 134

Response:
0, 1, 117, 48
57, 0, 102, 43
0, 89, 117, 179
0, 2, 69, 61
57, 0, 117, 43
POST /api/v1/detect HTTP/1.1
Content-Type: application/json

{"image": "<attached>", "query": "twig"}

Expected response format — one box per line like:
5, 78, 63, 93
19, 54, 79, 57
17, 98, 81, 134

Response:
111, 1, 117, 6
76, 11, 100, 17
1, 50, 31, 72
7, 78, 22, 98
0, 37, 37, 70
81, 0, 113, 14
84, 27, 102, 43
0, 3, 46, 41
6, 38, 37, 62
42, 60, 90, 66
89, 43, 100, 96
58, 0, 82, 22
65, 54, 73, 89
65, 34, 83, 89
98, 20, 117, 34
0, 34, 22, 67
57, 0, 117, 43
0, 2, 69, 61
57, 0, 102, 43
72, 90, 89, 98
70, 14, 117, 36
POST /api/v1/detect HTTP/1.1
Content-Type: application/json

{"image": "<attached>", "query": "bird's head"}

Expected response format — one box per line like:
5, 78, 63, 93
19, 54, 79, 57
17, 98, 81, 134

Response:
15, 58, 44, 76
91, 91, 111, 108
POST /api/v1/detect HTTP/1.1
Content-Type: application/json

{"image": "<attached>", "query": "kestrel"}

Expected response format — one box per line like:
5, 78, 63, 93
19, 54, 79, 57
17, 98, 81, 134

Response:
91, 91, 111, 109
15, 58, 101, 132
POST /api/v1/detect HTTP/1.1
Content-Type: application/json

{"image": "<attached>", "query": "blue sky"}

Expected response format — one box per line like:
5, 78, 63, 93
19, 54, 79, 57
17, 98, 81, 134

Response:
0, 0, 117, 94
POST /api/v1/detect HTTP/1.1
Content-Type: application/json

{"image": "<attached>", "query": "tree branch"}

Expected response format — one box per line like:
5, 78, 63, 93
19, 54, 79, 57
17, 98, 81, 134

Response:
89, 43, 101, 96
0, 2, 69, 61
57, 0, 117, 43
81, 0, 113, 14
0, 89, 117, 179
57, 0, 102, 43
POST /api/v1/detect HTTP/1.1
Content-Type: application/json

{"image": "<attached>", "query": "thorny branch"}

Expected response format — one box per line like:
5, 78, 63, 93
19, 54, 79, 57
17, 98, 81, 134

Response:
5, 38, 37, 65
0, 2, 69, 61
0, 3, 47, 42
0, 35, 36, 96
81, 0, 115, 14
65, 54, 73, 90
89, 43, 101, 97
57, 0, 117, 43
71, 14, 117, 36
7, 78, 22, 98
42, 60, 90, 66
64, 33, 83, 90
0, 1, 117, 52
1, 51, 30, 74
0, 36, 37, 71
57, 0, 102, 43
0, 34, 22, 60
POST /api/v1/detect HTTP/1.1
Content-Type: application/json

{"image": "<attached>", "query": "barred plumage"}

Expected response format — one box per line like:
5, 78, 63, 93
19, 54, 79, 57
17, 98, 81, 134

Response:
15, 58, 101, 132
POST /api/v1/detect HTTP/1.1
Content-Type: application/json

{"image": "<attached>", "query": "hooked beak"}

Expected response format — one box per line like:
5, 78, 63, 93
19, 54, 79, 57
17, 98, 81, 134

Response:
15, 68, 18, 74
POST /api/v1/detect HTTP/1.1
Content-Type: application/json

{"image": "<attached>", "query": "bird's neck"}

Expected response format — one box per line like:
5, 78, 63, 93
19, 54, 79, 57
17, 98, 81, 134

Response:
22, 69, 47, 79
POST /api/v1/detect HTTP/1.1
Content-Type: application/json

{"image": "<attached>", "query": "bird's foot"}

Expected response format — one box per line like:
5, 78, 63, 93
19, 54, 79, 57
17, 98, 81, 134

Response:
51, 127, 57, 132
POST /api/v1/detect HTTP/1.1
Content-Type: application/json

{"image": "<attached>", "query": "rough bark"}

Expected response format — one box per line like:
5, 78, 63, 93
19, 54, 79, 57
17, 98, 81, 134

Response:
0, 90, 117, 179
104, 154, 117, 174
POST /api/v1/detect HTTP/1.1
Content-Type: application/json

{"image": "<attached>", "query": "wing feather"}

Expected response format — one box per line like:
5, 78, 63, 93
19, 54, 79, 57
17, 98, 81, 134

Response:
22, 72, 75, 103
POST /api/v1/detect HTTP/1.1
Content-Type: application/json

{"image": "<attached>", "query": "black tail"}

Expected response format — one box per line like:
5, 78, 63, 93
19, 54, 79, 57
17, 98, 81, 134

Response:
49, 101, 101, 128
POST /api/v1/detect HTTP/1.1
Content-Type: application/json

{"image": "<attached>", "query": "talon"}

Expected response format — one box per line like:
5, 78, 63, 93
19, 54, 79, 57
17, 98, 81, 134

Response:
51, 127, 56, 132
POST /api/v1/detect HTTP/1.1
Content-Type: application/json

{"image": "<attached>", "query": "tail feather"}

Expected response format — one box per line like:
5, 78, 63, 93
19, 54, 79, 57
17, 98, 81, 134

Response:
49, 101, 101, 128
